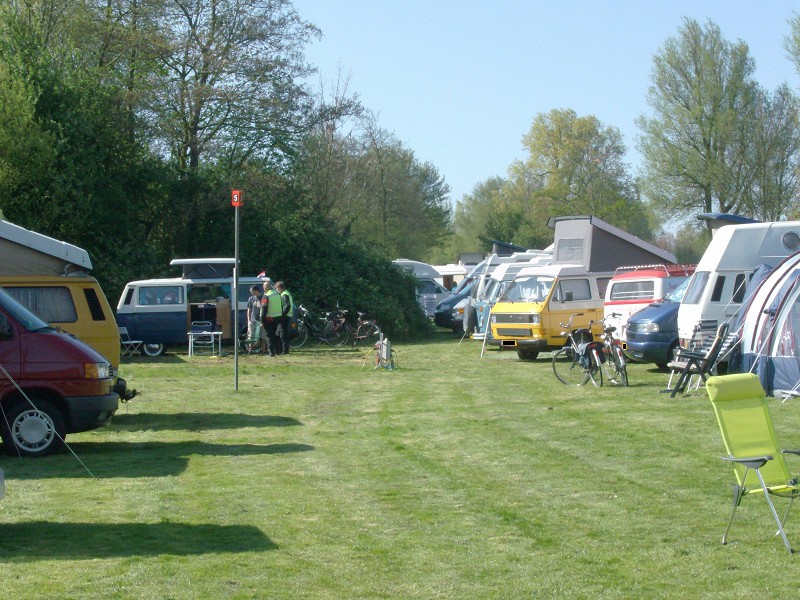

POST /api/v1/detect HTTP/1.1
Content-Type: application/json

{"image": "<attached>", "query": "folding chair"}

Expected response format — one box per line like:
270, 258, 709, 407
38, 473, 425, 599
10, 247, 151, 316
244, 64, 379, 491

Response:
118, 326, 143, 357
707, 373, 800, 553
664, 322, 729, 398
188, 320, 215, 356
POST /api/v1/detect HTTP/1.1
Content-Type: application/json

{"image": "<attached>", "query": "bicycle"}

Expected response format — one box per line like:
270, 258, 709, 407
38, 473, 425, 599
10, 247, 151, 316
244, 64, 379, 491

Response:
594, 313, 629, 386
339, 309, 382, 346
290, 305, 350, 349
551, 313, 604, 387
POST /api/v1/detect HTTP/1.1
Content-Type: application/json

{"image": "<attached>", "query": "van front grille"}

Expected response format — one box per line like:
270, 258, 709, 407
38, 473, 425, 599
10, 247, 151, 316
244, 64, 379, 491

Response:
497, 327, 531, 337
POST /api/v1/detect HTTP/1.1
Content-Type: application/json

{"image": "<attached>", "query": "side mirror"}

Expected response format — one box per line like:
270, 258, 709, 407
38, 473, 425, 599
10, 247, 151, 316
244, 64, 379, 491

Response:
564, 291, 574, 302
0, 315, 13, 339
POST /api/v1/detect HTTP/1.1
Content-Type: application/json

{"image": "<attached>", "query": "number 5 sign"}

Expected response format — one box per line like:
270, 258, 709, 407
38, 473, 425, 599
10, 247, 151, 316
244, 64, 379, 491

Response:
231, 189, 242, 206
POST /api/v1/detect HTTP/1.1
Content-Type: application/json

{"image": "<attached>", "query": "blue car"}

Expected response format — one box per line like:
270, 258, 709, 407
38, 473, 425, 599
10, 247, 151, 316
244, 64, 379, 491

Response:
624, 278, 690, 369
434, 281, 474, 331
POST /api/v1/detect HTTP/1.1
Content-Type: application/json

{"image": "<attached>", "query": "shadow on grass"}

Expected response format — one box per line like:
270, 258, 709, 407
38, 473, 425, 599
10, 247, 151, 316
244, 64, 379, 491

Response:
111, 413, 302, 432
0, 521, 277, 559
121, 352, 187, 364
4, 441, 314, 479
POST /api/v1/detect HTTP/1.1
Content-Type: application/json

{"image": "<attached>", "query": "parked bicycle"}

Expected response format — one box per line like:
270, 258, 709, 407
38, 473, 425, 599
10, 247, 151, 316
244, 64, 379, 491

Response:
593, 313, 629, 386
339, 309, 382, 346
551, 313, 604, 387
290, 305, 350, 349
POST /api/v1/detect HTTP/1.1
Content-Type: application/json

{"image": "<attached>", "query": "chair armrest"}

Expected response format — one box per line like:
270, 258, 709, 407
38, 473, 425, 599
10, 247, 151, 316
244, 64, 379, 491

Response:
722, 455, 773, 469
677, 349, 706, 360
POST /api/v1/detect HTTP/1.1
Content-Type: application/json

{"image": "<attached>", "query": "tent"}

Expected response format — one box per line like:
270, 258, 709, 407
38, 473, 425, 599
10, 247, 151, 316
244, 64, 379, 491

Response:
736, 250, 800, 396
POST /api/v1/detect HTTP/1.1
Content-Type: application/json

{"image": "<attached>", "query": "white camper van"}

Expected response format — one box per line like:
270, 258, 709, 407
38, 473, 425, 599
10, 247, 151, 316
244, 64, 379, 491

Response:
393, 259, 451, 317
677, 221, 800, 349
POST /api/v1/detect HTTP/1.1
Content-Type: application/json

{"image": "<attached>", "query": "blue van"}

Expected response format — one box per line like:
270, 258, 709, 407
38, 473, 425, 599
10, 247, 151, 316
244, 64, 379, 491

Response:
624, 278, 690, 369
115, 259, 266, 356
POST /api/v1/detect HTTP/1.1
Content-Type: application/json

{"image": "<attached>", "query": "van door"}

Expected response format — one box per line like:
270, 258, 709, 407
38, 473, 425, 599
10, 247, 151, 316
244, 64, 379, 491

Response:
545, 277, 603, 346
0, 308, 21, 390
130, 284, 188, 345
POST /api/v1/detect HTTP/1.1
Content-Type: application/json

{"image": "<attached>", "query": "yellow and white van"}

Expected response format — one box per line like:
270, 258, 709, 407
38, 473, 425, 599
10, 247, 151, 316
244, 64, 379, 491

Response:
488, 264, 612, 360
0, 219, 133, 400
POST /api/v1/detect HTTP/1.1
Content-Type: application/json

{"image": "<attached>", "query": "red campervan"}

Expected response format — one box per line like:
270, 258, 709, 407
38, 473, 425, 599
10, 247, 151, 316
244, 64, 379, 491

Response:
603, 264, 696, 343
0, 287, 118, 456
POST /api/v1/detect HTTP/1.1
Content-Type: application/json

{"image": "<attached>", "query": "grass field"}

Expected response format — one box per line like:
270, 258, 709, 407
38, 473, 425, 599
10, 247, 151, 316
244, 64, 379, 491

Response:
0, 331, 798, 598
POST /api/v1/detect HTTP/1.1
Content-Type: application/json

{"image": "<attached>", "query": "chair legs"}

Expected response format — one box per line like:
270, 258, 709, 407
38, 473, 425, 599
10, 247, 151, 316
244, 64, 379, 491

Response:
722, 468, 794, 553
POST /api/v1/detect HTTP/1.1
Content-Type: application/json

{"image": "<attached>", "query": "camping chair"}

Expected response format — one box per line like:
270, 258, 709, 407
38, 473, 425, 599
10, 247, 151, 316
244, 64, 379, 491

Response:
188, 320, 216, 355
240, 323, 262, 354
664, 322, 729, 398
706, 373, 800, 553
119, 326, 143, 358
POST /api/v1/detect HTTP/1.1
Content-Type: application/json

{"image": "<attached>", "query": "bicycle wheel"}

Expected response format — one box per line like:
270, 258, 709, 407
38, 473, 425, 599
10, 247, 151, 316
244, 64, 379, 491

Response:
290, 323, 309, 349
612, 345, 629, 386
322, 320, 350, 347
355, 322, 381, 345
552, 347, 590, 386
587, 348, 603, 387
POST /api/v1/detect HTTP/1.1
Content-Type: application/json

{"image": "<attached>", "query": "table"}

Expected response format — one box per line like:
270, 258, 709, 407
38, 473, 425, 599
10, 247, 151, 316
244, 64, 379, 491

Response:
187, 330, 223, 356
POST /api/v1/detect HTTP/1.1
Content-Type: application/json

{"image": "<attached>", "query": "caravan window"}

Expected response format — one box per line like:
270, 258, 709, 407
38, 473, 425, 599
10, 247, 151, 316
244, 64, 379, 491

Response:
139, 286, 183, 305
683, 272, 709, 305
710, 276, 725, 302
609, 280, 655, 301
4, 286, 77, 323
732, 274, 748, 303
556, 279, 591, 302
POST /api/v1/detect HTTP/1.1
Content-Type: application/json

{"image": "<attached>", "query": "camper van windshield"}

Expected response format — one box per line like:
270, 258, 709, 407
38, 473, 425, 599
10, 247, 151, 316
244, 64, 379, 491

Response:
0, 287, 51, 332
500, 276, 554, 302
664, 277, 691, 303
682, 271, 710, 305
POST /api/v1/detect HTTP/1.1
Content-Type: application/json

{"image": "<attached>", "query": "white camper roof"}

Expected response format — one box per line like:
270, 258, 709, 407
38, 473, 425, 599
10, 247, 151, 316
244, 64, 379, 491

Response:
0, 219, 92, 276
696, 221, 800, 271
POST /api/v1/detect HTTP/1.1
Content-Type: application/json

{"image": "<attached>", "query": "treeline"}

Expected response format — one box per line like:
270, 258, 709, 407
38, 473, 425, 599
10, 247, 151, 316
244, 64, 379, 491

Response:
0, 0, 452, 337
3, 5, 800, 333
452, 18, 800, 263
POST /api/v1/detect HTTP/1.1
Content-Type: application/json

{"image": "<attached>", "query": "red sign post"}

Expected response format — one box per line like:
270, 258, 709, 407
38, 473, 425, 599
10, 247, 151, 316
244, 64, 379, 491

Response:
231, 189, 242, 206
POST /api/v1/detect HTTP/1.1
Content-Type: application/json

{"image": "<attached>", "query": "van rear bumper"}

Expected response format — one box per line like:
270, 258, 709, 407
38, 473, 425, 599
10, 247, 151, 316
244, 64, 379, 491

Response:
65, 392, 119, 432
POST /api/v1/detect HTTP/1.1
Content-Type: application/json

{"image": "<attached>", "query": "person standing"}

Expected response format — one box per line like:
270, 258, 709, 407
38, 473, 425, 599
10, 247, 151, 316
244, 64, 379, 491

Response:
261, 279, 282, 356
275, 281, 294, 355
245, 285, 262, 351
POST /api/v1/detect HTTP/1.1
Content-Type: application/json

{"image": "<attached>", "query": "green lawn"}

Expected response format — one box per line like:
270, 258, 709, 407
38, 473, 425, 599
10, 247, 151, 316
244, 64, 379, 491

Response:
1, 332, 798, 598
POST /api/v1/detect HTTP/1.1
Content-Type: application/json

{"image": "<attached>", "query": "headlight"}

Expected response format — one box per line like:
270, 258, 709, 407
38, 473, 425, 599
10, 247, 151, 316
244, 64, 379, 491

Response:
631, 322, 659, 333
531, 313, 540, 324
85, 362, 111, 379
491, 315, 496, 324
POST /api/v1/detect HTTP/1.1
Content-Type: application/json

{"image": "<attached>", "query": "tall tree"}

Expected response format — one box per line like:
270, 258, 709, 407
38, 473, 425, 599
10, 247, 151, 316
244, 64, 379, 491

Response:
148, 0, 319, 171
499, 108, 651, 246
637, 18, 760, 222
745, 84, 800, 221
453, 176, 505, 253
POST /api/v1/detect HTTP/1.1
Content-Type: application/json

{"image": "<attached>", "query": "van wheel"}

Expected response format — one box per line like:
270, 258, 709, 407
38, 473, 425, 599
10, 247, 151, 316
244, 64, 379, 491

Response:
1, 398, 66, 457
142, 343, 165, 357
516, 349, 539, 361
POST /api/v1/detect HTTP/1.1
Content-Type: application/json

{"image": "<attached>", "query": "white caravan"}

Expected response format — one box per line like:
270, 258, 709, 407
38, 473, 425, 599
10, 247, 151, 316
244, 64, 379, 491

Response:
677, 221, 800, 348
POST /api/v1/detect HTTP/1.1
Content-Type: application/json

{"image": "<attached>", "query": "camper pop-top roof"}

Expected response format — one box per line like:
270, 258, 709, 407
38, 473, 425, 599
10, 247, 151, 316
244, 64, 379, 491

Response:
0, 220, 92, 276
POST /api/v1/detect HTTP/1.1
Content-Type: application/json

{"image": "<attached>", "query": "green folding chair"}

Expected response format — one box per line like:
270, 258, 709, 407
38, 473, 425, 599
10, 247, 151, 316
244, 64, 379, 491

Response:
707, 373, 800, 553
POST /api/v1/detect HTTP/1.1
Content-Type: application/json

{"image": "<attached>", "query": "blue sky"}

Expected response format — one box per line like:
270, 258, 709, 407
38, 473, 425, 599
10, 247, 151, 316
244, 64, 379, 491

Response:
293, 1, 800, 205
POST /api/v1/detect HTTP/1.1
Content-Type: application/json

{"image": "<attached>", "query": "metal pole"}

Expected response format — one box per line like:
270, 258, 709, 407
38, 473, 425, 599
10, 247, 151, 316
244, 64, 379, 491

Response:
234, 202, 240, 391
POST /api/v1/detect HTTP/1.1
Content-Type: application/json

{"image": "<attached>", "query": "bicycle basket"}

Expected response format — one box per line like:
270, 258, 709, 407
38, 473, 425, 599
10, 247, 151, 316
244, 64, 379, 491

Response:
573, 328, 593, 345
577, 341, 605, 368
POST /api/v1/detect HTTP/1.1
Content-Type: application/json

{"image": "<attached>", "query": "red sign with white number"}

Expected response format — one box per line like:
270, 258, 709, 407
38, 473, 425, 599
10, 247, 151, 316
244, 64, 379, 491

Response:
231, 190, 242, 206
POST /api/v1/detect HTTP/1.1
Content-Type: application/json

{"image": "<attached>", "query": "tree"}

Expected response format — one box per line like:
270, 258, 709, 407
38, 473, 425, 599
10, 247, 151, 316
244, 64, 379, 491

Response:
146, 0, 320, 171
745, 84, 800, 221
637, 18, 760, 223
453, 176, 505, 253
500, 108, 651, 246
